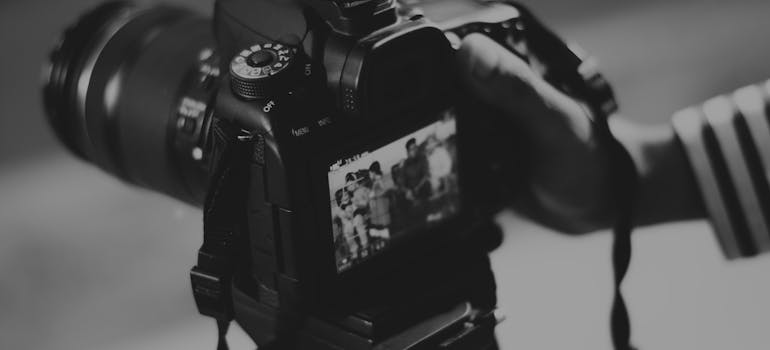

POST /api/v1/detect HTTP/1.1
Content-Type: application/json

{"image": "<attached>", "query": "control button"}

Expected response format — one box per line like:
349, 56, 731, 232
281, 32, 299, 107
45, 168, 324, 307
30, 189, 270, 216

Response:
229, 42, 298, 100
445, 31, 462, 49
196, 64, 219, 90
247, 50, 274, 67
197, 73, 214, 90
196, 48, 220, 90
178, 116, 196, 134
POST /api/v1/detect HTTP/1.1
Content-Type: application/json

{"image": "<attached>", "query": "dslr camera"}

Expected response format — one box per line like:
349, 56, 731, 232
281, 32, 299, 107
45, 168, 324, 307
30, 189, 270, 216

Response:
44, 0, 614, 348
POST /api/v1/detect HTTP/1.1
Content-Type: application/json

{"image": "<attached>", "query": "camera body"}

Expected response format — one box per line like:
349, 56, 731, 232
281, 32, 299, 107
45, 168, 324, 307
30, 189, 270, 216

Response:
200, 0, 522, 344
46, 0, 615, 347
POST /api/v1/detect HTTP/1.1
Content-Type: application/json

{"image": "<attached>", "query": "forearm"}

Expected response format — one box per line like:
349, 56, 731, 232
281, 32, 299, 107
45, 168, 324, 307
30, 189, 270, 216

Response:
611, 81, 770, 259
611, 118, 706, 226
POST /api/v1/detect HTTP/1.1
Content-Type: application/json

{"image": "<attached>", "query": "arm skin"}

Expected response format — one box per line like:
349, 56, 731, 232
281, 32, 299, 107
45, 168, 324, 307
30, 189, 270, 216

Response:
458, 33, 707, 233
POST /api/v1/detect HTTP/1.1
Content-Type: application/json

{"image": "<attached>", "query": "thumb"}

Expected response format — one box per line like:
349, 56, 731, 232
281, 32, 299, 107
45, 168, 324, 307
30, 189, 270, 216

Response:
457, 33, 591, 140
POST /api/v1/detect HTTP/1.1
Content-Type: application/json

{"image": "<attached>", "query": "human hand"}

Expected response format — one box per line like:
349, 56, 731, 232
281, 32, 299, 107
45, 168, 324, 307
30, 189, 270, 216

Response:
457, 34, 617, 233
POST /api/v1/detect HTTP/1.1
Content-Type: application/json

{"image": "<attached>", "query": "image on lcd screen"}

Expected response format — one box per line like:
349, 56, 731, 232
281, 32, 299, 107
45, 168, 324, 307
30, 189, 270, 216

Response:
328, 109, 460, 273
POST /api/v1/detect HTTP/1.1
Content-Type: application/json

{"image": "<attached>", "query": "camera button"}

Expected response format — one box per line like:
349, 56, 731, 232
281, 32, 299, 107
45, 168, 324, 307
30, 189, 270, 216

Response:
229, 42, 299, 100
177, 116, 197, 134
445, 32, 462, 49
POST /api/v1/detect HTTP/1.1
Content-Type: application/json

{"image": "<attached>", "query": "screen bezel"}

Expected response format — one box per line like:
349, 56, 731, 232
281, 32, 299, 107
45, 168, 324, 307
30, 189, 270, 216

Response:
308, 102, 484, 304
328, 109, 462, 274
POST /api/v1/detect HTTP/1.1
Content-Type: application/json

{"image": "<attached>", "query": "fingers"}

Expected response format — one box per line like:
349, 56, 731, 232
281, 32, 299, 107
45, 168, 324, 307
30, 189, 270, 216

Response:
457, 34, 592, 140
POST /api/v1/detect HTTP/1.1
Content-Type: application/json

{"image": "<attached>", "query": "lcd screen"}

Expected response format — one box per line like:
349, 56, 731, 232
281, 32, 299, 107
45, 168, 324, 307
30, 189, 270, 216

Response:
328, 109, 460, 273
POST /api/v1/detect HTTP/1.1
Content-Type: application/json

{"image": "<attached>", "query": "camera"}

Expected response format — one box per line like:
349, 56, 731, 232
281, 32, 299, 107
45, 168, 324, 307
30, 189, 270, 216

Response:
44, 0, 614, 348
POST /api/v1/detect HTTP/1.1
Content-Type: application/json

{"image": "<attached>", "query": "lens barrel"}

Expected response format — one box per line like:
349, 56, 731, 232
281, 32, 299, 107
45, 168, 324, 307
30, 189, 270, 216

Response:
44, 1, 216, 204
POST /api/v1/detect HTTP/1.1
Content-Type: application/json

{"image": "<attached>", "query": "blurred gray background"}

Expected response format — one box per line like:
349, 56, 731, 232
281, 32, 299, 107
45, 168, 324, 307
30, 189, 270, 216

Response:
2, 0, 770, 349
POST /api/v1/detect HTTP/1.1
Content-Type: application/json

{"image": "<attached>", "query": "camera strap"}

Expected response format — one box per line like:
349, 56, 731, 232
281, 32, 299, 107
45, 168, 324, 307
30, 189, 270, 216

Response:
190, 119, 252, 350
596, 111, 640, 350
513, 4, 641, 349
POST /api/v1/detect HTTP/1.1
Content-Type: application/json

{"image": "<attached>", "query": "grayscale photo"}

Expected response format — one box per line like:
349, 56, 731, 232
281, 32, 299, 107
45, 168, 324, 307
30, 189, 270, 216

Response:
3, 0, 770, 349
328, 112, 459, 272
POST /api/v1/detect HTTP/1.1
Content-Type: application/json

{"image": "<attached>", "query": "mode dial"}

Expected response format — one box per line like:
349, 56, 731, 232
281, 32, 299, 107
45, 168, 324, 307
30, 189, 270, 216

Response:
230, 43, 297, 100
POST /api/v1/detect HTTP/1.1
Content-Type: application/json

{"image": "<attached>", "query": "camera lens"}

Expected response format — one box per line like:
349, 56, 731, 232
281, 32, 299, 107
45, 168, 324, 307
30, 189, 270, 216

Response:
44, 1, 217, 204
